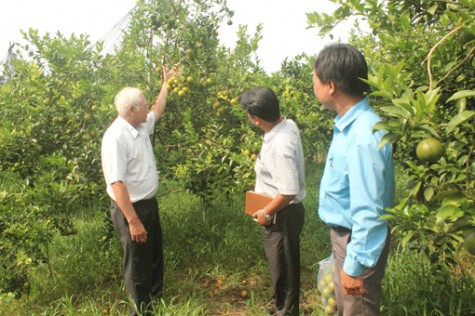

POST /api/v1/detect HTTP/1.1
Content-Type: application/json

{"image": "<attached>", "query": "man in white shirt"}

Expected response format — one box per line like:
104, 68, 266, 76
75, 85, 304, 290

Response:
101, 66, 178, 315
241, 87, 306, 316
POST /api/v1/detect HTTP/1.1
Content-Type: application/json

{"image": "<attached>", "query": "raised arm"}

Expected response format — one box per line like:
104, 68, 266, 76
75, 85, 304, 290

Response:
149, 65, 181, 120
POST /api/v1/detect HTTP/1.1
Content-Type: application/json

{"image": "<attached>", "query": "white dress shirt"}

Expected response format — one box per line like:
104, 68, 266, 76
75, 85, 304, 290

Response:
101, 112, 158, 202
254, 118, 306, 204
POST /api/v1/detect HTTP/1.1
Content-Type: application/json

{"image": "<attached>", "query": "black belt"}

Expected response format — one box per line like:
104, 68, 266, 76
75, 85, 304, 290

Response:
332, 226, 351, 233
132, 197, 156, 205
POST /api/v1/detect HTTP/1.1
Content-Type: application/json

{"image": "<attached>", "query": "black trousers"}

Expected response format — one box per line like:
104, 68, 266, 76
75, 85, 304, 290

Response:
111, 198, 164, 316
263, 203, 305, 316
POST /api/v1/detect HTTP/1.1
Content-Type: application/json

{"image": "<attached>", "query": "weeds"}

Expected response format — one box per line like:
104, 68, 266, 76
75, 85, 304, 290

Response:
1, 164, 474, 315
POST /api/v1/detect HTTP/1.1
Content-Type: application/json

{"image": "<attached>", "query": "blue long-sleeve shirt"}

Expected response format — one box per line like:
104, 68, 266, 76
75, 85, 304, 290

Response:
318, 98, 395, 277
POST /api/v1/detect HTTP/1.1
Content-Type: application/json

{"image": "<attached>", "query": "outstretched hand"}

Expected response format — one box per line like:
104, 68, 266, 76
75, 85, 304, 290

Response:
162, 65, 182, 83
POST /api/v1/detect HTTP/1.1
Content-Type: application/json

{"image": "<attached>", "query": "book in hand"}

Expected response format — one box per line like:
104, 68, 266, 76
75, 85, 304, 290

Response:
244, 191, 273, 216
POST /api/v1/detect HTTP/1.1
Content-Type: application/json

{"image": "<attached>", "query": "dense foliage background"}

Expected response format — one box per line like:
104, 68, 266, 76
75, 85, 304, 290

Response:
1, 0, 474, 315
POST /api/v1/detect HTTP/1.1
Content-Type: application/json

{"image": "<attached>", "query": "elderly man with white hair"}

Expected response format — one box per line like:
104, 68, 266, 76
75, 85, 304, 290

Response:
101, 66, 179, 316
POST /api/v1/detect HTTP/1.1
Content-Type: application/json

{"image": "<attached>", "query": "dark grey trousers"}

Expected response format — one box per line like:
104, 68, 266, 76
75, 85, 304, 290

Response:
111, 198, 164, 316
331, 227, 390, 316
263, 203, 305, 316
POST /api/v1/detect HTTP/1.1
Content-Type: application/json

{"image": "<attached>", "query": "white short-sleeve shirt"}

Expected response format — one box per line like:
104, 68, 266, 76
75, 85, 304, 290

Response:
101, 112, 158, 202
254, 118, 306, 204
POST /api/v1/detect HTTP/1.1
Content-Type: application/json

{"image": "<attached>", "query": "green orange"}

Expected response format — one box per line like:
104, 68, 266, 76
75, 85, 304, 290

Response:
463, 230, 475, 256
416, 138, 444, 163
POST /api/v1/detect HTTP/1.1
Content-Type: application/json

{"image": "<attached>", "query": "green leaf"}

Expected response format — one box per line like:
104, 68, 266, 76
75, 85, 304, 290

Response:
401, 231, 415, 248
424, 186, 434, 201
446, 90, 475, 103
409, 181, 422, 197
446, 110, 475, 133
413, 124, 440, 138
370, 90, 393, 99
427, 4, 438, 16
378, 132, 400, 149
436, 205, 464, 223
381, 105, 411, 119
373, 121, 392, 131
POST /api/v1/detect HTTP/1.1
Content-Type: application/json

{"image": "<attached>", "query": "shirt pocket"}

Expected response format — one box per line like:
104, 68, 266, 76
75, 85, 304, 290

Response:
127, 145, 146, 179
323, 156, 348, 195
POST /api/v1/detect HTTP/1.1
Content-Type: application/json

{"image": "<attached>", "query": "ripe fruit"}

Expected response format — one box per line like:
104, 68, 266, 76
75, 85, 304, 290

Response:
327, 297, 337, 308
318, 262, 336, 315
463, 230, 475, 256
241, 290, 248, 298
416, 138, 443, 163
324, 304, 336, 315
322, 273, 332, 284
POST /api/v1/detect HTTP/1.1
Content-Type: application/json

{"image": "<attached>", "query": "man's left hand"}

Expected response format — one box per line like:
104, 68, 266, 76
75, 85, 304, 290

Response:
340, 270, 366, 295
253, 209, 272, 226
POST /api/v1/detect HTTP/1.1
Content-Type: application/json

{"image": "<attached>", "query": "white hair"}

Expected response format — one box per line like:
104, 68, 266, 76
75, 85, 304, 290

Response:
114, 87, 145, 117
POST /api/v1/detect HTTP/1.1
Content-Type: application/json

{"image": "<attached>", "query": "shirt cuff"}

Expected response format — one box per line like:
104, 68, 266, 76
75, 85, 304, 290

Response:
343, 257, 365, 277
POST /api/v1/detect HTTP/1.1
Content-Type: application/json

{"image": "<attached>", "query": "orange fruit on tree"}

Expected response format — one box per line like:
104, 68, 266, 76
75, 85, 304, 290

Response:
416, 138, 444, 163
463, 230, 475, 256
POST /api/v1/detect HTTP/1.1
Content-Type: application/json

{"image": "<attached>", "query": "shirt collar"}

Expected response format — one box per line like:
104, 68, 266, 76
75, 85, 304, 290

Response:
116, 116, 140, 139
264, 117, 287, 143
334, 97, 370, 132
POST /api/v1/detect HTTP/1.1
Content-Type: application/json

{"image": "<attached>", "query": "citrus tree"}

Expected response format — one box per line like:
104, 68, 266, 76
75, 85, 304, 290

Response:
0, 30, 119, 297
307, 0, 475, 270
114, 0, 263, 202
0, 0, 324, 297
116, 0, 324, 202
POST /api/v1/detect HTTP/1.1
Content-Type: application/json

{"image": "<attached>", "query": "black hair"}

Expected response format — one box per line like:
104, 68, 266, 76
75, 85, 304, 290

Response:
314, 43, 370, 96
240, 87, 281, 122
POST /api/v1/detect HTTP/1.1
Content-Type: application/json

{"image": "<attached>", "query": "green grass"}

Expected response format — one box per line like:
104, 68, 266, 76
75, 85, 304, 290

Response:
1, 163, 474, 315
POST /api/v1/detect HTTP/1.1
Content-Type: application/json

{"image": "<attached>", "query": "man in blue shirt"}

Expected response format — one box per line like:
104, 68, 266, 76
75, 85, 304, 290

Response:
313, 43, 395, 315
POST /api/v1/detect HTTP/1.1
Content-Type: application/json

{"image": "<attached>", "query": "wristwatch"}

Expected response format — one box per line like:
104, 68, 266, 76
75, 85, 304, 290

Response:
264, 212, 274, 221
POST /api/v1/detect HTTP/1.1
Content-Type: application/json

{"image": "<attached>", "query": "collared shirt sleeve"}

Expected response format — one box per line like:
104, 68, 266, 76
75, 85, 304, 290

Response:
343, 141, 389, 276
145, 112, 156, 136
101, 131, 127, 186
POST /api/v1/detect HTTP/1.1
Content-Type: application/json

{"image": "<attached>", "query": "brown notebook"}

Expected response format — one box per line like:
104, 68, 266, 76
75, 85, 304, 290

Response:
244, 191, 273, 216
